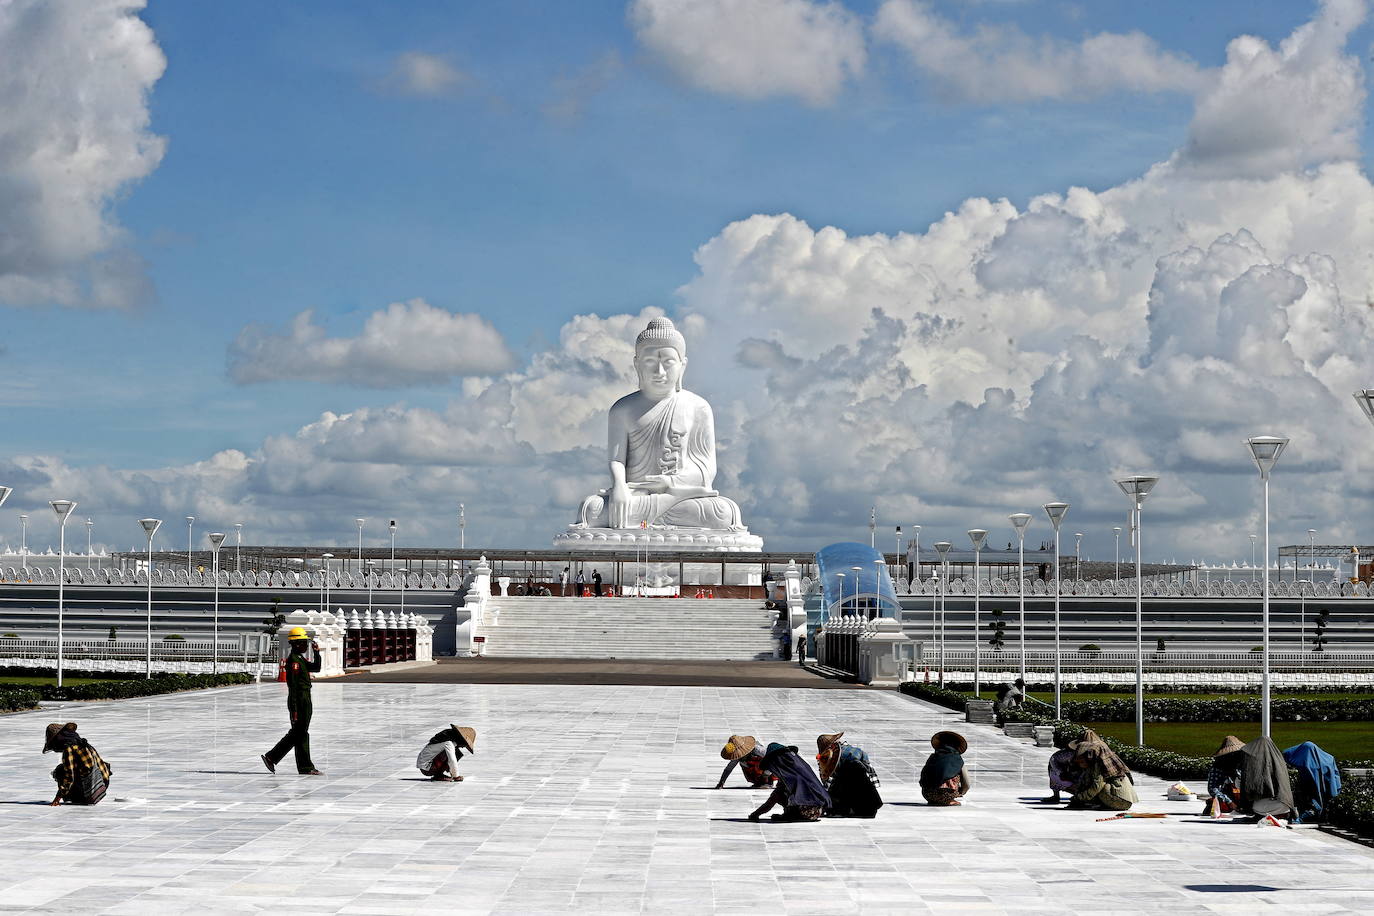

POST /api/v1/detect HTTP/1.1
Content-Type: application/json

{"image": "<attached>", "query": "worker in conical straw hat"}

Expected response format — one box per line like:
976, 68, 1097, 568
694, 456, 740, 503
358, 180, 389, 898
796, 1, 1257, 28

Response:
417, 725, 477, 782
260, 626, 324, 776
715, 735, 774, 789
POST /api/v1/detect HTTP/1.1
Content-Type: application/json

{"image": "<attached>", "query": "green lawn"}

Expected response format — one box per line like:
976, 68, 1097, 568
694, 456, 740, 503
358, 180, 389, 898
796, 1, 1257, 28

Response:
0, 675, 121, 687
1084, 720, 1374, 761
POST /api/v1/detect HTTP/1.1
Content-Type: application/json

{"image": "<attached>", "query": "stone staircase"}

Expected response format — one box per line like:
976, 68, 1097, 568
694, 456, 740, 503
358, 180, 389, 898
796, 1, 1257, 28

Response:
478, 597, 779, 660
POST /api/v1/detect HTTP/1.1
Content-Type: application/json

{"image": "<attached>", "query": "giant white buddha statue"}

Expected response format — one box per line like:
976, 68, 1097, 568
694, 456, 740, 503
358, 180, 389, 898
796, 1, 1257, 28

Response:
555, 317, 762, 552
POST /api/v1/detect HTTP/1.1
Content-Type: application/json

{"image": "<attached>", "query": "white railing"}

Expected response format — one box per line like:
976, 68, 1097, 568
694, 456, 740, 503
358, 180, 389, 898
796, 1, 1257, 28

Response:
899, 577, 1370, 599
0, 566, 466, 590
0, 634, 271, 676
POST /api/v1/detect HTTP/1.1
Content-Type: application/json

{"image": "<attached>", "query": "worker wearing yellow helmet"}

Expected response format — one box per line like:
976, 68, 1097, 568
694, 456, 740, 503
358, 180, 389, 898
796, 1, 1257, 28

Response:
260, 624, 323, 775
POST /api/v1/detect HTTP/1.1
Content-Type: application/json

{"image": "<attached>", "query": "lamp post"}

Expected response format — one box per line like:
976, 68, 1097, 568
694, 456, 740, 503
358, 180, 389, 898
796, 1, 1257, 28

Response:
356, 518, 365, 573
1074, 532, 1083, 582
49, 500, 77, 688
851, 565, 863, 617
873, 559, 885, 619
322, 553, 334, 615
185, 516, 195, 580
139, 519, 161, 678
389, 520, 403, 617
208, 532, 225, 674
933, 541, 952, 687
1115, 476, 1159, 747
967, 528, 988, 697
1303, 528, 1316, 651
1249, 534, 1257, 583
1009, 513, 1031, 683
895, 526, 902, 584
366, 559, 375, 614
20, 514, 28, 571
1113, 526, 1121, 581
85, 518, 93, 570
234, 523, 243, 573
869, 506, 875, 549
459, 503, 465, 550
1246, 435, 1288, 739
1043, 502, 1069, 717
913, 525, 921, 587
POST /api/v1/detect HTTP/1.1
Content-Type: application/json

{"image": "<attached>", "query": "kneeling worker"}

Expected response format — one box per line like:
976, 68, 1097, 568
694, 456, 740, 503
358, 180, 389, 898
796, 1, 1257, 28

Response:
261, 627, 323, 776
417, 725, 477, 782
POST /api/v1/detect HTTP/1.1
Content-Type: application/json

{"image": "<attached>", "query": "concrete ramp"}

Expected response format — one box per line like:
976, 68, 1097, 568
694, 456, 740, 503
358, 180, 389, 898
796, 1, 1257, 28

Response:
479, 597, 778, 660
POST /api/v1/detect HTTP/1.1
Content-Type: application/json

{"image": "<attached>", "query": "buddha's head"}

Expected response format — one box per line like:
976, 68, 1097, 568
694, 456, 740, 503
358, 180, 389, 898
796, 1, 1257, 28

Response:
634, 317, 686, 399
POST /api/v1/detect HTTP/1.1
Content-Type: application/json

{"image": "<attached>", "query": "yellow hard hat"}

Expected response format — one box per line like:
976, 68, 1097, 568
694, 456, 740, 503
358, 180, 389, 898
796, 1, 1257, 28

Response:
286, 626, 309, 640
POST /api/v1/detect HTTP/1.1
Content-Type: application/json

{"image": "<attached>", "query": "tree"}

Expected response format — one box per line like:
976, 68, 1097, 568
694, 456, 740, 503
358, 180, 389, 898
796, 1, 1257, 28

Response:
987, 608, 1006, 651
1155, 636, 1166, 652
262, 597, 286, 635
1313, 608, 1331, 652
108, 625, 117, 641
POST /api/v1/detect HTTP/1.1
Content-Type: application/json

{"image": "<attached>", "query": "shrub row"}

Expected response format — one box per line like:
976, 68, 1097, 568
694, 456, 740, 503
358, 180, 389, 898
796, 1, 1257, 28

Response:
1055, 696, 1374, 724
898, 682, 971, 712
0, 686, 42, 712
1328, 776, 1374, 838
0, 672, 253, 703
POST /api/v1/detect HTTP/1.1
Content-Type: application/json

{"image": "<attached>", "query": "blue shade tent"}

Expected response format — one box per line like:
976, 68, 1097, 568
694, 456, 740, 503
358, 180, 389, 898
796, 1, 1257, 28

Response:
815, 542, 900, 622
1283, 741, 1341, 823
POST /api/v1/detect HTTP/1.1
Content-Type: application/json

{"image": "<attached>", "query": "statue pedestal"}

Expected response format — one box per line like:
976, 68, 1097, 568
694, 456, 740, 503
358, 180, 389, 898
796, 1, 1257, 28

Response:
553, 526, 763, 553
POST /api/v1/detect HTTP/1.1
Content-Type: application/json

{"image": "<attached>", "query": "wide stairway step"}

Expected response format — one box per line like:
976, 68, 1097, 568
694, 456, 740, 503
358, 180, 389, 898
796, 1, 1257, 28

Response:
479, 597, 782, 660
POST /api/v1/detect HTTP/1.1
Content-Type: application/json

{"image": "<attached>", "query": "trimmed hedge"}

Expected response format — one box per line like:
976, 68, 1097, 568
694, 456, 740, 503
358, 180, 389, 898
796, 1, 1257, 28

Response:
899, 682, 970, 713
1329, 776, 1374, 839
0, 686, 42, 712
0, 672, 253, 703
1057, 697, 1374, 724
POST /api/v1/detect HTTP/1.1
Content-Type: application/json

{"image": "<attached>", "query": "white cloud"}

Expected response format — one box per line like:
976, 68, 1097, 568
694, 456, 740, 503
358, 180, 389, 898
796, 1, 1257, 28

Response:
1173, 0, 1367, 178
382, 51, 469, 97
629, 0, 866, 105
873, 0, 1205, 103
0, 0, 166, 309
228, 299, 517, 387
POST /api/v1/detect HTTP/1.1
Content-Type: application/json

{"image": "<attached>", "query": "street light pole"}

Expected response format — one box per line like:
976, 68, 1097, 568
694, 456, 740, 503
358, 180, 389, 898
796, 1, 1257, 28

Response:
1304, 528, 1316, 650
459, 503, 465, 550
366, 560, 375, 614
322, 553, 334, 615
356, 518, 365, 573
1113, 526, 1121, 581
1246, 436, 1288, 739
895, 526, 902, 585
869, 506, 875, 549
208, 532, 225, 675
139, 519, 161, 679
186, 516, 195, 580
913, 525, 921, 588
234, 523, 243, 573
20, 514, 27, 571
968, 529, 988, 697
1043, 502, 1069, 718
1249, 534, 1257, 583
933, 541, 952, 687
1009, 513, 1031, 685
86, 518, 93, 571
49, 500, 77, 688
1116, 476, 1159, 747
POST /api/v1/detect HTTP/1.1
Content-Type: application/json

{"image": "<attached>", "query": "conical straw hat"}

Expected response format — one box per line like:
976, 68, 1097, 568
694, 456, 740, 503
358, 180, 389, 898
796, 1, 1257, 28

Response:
721, 735, 756, 760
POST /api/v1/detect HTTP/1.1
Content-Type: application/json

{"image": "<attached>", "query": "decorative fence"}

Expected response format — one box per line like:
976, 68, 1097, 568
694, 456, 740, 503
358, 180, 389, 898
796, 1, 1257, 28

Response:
0, 566, 468, 590
0, 634, 271, 676
898, 577, 1370, 599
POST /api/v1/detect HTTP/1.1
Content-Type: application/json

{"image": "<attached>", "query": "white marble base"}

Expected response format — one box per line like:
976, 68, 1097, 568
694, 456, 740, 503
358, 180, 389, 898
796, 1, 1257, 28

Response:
553, 525, 763, 552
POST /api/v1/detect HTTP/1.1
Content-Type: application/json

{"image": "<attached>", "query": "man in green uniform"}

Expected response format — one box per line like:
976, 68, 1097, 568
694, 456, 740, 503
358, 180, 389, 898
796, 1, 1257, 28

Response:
261, 626, 324, 775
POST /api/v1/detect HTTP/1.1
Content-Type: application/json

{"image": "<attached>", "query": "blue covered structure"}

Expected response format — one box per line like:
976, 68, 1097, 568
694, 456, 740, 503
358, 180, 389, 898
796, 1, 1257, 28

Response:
814, 542, 900, 623
1283, 741, 1342, 823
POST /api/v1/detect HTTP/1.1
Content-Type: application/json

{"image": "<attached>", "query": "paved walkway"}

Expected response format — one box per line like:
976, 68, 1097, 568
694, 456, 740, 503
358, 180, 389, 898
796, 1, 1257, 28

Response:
1, 682, 1372, 914
343, 658, 859, 688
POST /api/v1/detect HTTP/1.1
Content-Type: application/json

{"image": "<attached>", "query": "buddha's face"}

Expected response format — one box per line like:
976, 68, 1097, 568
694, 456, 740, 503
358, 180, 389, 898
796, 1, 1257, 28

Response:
634, 346, 685, 399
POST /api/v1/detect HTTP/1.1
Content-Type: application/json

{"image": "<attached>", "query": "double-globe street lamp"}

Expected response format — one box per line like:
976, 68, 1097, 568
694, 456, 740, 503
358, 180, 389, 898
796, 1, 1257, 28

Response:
50, 499, 77, 688
1113, 526, 1121, 581
140, 518, 162, 679
1009, 513, 1032, 684
1246, 435, 1288, 739
967, 528, 988, 697
1042, 502, 1069, 717
933, 541, 952, 687
1115, 475, 1159, 747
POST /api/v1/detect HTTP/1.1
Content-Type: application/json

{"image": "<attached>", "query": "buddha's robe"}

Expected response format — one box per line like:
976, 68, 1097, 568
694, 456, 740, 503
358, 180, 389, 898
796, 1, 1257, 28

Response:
579, 389, 744, 530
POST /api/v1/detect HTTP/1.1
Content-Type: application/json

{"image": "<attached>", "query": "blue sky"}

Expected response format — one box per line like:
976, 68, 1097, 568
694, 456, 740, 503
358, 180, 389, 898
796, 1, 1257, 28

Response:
4, 0, 1374, 557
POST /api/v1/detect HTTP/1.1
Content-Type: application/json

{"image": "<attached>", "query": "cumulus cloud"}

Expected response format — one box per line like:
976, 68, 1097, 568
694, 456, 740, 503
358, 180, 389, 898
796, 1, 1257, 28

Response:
629, 0, 866, 105
18, 2, 1374, 558
1173, 0, 1367, 178
228, 299, 516, 387
0, 0, 166, 309
873, 0, 1206, 103
382, 51, 469, 97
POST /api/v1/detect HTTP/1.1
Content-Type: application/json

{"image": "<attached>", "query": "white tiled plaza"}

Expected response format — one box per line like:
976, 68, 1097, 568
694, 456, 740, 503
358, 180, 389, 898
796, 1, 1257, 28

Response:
2, 682, 1372, 915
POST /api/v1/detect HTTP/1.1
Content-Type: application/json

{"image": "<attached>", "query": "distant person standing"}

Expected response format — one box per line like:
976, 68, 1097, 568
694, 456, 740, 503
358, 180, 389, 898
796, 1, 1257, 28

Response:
592, 569, 603, 597
560, 566, 570, 596
797, 631, 807, 664
576, 569, 586, 596
261, 627, 324, 776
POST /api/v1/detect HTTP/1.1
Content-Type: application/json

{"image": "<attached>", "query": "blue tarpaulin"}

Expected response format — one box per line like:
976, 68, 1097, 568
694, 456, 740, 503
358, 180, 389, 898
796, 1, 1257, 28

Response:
1282, 741, 1341, 823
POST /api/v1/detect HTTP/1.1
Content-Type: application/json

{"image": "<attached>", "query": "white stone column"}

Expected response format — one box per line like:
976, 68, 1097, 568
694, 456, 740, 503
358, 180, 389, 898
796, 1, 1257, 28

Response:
783, 560, 806, 660
462, 556, 492, 655
858, 616, 911, 687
